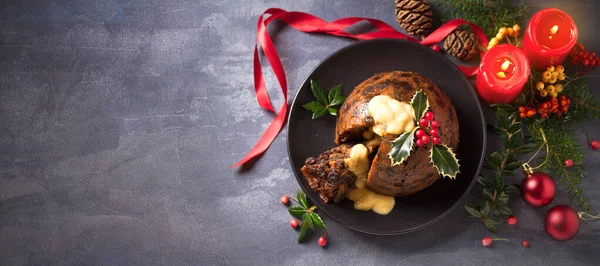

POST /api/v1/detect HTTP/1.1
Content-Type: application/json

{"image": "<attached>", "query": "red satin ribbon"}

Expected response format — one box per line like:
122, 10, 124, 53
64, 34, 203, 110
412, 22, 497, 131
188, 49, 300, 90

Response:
232, 8, 488, 168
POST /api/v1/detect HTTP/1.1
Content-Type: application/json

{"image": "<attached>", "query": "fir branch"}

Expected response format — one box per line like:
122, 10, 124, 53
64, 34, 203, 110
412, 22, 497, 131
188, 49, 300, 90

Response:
433, 0, 529, 38
527, 122, 590, 211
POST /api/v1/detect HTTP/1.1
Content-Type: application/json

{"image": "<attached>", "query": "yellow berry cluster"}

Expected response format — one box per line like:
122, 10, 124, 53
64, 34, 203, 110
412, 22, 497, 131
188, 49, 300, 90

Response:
536, 65, 566, 98
488, 25, 521, 50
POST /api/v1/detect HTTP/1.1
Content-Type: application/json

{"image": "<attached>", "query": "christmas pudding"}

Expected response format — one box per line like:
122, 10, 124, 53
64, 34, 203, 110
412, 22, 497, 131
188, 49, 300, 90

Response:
301, 71, 460, 215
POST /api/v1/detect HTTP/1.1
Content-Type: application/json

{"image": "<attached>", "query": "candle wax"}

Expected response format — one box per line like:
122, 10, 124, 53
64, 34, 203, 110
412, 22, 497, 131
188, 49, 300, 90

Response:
534, 14, 576, 49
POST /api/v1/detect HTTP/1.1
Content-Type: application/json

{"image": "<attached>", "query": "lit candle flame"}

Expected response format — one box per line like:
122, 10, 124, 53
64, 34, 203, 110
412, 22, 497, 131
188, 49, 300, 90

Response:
550, 25, 558, 35
501, 60, 511, 71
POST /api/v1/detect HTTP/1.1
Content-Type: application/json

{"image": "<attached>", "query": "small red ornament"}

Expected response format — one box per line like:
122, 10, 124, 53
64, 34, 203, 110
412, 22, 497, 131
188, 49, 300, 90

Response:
280, 195, 290, 205
544, 205, 580, 241
318, 236, 327, 247
507, 215, 517, 225
521, 171, 556, 208
290, 219, 299, 229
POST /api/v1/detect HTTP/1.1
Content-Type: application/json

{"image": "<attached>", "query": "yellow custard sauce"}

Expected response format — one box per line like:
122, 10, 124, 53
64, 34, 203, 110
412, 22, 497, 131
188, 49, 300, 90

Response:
344, 144, 395, 215
367, 95, 416, 136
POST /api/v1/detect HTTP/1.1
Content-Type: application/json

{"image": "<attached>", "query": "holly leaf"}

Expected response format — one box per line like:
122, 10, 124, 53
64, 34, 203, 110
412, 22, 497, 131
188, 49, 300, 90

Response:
388, 127, 418, 166
312, 108, 327, 119
297, 214, 310, 242
310, 79, 328, 105
328, 84, 345, 106
288, 206, 307, 218
430, 144, 460, 179
465, 204, 481, 218
484, 219, 498, 233
297, 189, 308, 209
302, 101, 327, 120
304, 213, 314, 231
410, 90, 429, 121
309, 212, 326, 229
327, 108, 338, 116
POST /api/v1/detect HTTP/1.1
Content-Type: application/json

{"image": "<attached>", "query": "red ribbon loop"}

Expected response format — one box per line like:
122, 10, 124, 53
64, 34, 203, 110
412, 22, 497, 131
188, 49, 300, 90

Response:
232, 8, 488, 168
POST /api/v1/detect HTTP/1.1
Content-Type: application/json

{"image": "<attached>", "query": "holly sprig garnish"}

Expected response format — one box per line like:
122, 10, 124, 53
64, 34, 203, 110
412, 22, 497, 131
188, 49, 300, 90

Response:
388, 90, 460, 179
302, 80, 346, 119
288, 189, 327, 242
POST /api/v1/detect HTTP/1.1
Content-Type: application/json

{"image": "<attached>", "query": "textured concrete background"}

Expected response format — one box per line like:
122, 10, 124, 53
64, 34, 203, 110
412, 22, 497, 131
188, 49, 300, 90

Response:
1, 0, 599, 265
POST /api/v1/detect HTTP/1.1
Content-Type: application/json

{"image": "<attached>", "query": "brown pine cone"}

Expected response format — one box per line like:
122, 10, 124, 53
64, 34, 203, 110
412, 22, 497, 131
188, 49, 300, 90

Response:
395, 0, 433, 37
443, 28, 479, 61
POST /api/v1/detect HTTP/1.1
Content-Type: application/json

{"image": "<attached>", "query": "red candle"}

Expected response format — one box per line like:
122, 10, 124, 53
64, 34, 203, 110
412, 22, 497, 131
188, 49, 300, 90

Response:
476, 44, 530, 104
522, 8, 578, 70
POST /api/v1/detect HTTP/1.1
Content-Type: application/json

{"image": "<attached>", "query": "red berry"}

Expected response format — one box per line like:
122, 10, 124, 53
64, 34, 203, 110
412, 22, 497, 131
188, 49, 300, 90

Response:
522, 240, 529, 247
425, 111, 435, 121
430, 120, 439, 128
419, 118, 428, 128
584, 59, 590, 66
507, 215, 517, 225
565, 159, 574, 168
280, 195, 289, 205
421, 135, 430, 144
482, 237, 492, 247
430, 128, 439, 137
318, 236, 327, 247
432, 136, 441, 145
432, 45, 441, 52
416, 139, 424, 147
591, 140, 600, 150
415, 129, 426, 138
290, 220, 299, 229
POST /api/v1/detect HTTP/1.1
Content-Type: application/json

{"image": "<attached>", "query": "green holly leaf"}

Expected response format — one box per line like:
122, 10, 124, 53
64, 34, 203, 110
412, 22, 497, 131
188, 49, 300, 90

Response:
465, 204, 481, 218
430, 144, 460, 179
288, 206, 307, 218
484, 219, 498, 233
302, 102, 327, 120
388, 127, 418, 166
328, 84, 345, 106
327, 108, 338, 116
410, 90, 429, 121
309, 212, 326, 229
297, 189, 308, 209
310, 79, 328, 105
297, 214, 310, 242
312, 108, 327, 119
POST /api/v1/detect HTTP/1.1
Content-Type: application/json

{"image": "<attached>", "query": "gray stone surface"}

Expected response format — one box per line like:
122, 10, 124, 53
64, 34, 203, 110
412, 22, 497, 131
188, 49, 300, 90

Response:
1, 0, 599, 265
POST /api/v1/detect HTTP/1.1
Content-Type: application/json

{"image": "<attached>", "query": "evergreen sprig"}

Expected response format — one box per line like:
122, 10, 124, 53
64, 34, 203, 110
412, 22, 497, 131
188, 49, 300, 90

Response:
465, 107, 534, 232
433, 0, 529, 38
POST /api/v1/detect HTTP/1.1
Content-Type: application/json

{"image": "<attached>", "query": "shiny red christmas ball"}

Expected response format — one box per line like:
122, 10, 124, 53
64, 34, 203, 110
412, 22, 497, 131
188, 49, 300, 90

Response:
521, 172, 556, 207
544, 205, 580, 241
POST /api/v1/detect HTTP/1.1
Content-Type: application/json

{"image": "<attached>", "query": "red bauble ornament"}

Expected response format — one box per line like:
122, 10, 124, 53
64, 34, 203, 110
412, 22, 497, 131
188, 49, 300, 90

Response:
521, 171, 556, 207
544, 205, 580, 241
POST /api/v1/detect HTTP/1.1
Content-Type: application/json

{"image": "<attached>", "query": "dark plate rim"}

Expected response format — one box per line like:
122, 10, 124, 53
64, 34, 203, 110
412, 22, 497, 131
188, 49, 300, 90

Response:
286, 38, 487, 235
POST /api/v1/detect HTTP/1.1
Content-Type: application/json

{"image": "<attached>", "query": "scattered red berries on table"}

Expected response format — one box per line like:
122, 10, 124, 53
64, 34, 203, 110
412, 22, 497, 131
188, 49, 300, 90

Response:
481, 237, 493, 247
507, 215, 517, 225
318, 236, 327, 247
280, 195, 289, 205
591, 140, 600, 150
522, 240, 529, 247
290, 219, 299, 229
565, 159, 574, 168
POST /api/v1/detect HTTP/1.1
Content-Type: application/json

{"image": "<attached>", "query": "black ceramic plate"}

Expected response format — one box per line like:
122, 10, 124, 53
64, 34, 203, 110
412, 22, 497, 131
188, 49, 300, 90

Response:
287, 39, 486, 235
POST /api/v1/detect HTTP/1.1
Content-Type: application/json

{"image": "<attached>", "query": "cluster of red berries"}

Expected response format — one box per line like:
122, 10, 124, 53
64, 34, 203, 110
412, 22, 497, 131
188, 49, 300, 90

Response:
569, 43, 600, 66
481, 216, 529, 247
538, 95, 571, 118
416, 111, 442, 146
281, 195, 327, 247
518, 106, 536, 118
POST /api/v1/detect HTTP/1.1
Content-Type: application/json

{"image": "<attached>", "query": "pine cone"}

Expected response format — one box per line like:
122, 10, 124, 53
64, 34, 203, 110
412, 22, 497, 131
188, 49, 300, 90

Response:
395, 0, 432, 37
443, 29, 479, 61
